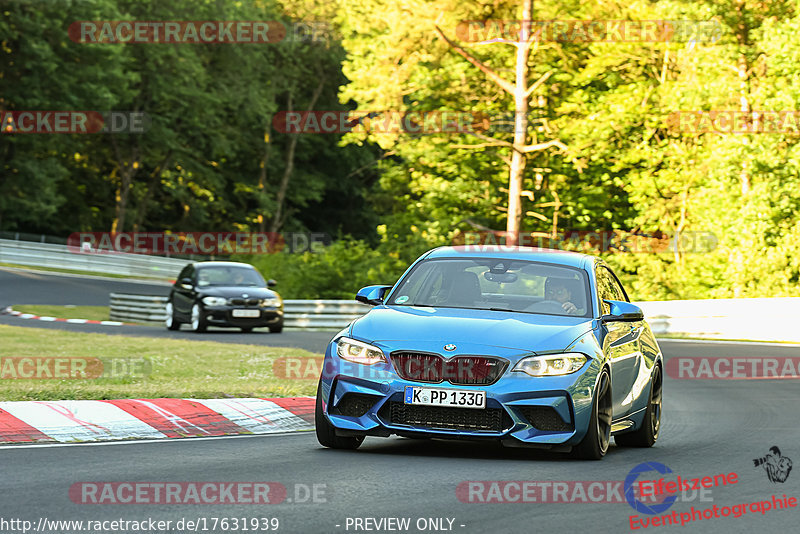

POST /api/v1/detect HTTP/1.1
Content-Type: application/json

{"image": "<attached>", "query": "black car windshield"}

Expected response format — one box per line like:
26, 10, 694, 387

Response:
388, 258, 591, 318
196, 266, 265, 287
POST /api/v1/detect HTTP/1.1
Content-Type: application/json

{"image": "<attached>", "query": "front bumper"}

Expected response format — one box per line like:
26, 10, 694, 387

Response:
203, 306, 283, 328
319, 340, 602, 447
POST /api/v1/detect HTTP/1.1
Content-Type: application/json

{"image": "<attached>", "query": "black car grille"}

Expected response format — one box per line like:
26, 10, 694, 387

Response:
387, 402, 508, 432
518, 406, 573, 432
229, 298, 260, 306
390, 353, 507, 385
332, 394, 379, 417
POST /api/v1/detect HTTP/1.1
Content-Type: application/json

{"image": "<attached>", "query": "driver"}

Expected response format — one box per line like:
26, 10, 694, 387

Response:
545, 280, 579, 315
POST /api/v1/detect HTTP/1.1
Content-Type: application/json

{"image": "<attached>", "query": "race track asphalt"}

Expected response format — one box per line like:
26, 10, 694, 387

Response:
1, 268, 798, 533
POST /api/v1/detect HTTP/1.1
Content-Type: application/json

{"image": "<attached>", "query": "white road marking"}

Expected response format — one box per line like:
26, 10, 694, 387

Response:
657, 338, 800, 347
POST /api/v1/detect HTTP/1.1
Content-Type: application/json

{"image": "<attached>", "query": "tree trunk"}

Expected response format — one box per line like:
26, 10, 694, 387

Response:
506, 0, 533, 246
110, 138, 140, 233
258, 124, 271, 233
736, 1, 751, 196
270, 78, 325, 233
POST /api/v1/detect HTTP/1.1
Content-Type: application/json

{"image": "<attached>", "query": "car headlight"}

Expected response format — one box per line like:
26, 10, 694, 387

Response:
260, 297, 281, 307
336, 337, 385, 365
201, 296, 227, 307
512, 353, 587, 376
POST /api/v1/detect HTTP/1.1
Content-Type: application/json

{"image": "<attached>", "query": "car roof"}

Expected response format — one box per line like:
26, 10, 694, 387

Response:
423, 246, 596, 270
192, 261, 255, 269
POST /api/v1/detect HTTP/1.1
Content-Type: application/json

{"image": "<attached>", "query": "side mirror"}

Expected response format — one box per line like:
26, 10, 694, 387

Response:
602, 300, 644, 323
267, 279, 277, 288
355, 285, 393, 306
179, 277, 194, 290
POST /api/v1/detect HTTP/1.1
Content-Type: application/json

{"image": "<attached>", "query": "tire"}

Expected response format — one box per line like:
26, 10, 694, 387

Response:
240, 327, 253, 333
269, 324, 283, 333
573, 367, 612, 460
615, 364, 662, 448
165, 301, 180, 331
190, 303, 207, 333
315, 381, 364, 450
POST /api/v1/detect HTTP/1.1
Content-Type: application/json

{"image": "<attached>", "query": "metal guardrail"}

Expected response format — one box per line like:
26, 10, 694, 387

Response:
108, 293, 800, 340
109, 294, 372, 329
109, 294, 169, 323
0, 239, 186, 279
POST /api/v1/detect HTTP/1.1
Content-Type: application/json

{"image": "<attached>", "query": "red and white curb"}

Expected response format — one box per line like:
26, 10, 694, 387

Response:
2, 306, 127, 326
0, 397, 314, 444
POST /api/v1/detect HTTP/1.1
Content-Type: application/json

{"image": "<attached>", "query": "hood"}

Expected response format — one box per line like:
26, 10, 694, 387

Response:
350, 305, 593, 354
196, 286, 278, 299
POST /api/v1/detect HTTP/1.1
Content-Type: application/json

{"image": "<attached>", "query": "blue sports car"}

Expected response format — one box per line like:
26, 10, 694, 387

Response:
315, 246, 663, 459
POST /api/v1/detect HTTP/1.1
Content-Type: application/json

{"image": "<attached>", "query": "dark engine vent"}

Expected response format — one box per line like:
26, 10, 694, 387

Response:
518, 406, 573, 432
333, 393, 379, 417
387, 402, 508, 432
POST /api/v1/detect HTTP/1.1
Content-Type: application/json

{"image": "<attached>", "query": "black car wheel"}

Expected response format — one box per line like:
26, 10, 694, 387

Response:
615, 364, 662, 448
315, 381, 364, 450
190, 303, 207, 333
269, 323, 283, 333
165, 301, 180, 331
573, 367, 612, 460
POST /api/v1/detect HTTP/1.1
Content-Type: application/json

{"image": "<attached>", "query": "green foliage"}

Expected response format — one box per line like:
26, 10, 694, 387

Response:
5, 0, 800, 302
239, 230, 438, 299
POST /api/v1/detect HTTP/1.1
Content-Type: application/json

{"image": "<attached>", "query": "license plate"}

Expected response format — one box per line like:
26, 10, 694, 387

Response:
404, 386, 486, 409
232, 309, 260, 318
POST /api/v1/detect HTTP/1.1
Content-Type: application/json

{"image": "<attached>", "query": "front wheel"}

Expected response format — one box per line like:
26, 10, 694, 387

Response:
269, 324, 283, 333
190, 303, 207, 333
615, 364, 662, 448
165, 301, 180, 331
315, 381, 364, 450
573, 368, 612, 460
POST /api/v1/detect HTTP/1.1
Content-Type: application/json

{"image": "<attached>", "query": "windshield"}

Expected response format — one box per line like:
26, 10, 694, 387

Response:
388, 258, 591, 318
196, 266, 265, 287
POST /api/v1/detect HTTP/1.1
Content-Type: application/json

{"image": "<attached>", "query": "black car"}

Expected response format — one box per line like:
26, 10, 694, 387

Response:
166, 261, 283, 333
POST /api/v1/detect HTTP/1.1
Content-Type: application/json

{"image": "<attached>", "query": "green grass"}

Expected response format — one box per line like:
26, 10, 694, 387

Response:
0, 325, 320, 401
13, 305, 111, 322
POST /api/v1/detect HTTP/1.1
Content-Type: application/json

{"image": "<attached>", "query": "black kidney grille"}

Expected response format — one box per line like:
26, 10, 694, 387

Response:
390, 353, 507, 385
388, 402, 506, 432
228, 297, 260, 306
518, 406, 573, 432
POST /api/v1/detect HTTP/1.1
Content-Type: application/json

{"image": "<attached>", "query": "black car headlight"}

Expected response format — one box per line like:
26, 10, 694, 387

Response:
201, 296, 227, 307
260, 297, 281, 307
512, 353, 587, 376
336, 337, 385, 365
